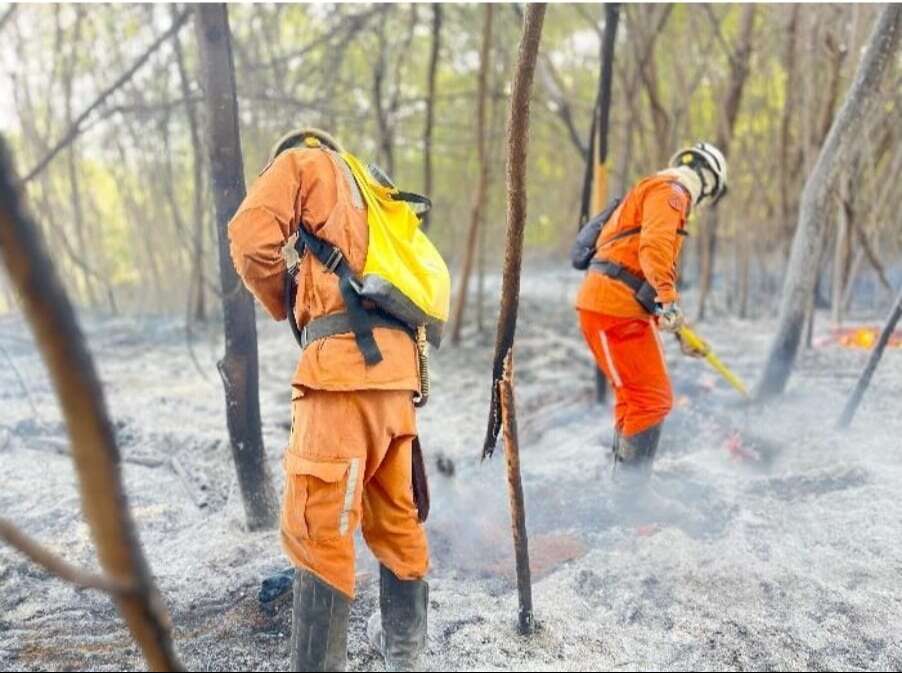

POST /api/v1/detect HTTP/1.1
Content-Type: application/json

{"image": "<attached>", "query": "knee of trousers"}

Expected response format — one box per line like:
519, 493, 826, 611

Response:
280, 529, 357, 599
622, 386, 673, 436
362, 507, 429, 582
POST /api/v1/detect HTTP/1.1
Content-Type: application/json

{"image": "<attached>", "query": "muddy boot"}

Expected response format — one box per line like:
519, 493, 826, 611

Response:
614, 423, 662, 480
290, 569, 350, 672
612, 424, 663, 516
367, 564, 428, 672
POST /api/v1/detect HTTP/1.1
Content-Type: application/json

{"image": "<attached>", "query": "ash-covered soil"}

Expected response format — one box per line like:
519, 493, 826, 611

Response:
2, 268, 902, 671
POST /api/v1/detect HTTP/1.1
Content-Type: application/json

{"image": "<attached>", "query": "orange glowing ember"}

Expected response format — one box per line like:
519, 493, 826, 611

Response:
833, 327, 902, 350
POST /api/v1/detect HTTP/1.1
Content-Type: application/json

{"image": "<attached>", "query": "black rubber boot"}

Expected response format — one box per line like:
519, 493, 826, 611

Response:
290, 569, 350, 672
367, 565, 428, 672
614, 423, 663, 478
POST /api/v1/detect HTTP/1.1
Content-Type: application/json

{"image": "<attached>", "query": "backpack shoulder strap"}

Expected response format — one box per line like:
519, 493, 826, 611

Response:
287, 227, 384, 366
392, 190, 432, 216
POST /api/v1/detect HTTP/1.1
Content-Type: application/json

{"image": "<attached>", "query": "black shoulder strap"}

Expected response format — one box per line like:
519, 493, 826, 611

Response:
598, 180, 691, 248
288, 227, 384, 366
599, 225, 642, 248
393, 190, 432, 215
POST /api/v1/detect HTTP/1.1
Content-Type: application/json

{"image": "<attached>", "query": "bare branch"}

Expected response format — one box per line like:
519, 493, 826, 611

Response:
0, 518, 133, 595
244, 5, 385, 71
0, 138, 184, 671
19, 8, 192, 185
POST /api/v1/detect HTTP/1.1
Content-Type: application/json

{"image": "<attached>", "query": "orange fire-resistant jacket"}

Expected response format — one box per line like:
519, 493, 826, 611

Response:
575, 174, 691, 319
228, 147, 419, 393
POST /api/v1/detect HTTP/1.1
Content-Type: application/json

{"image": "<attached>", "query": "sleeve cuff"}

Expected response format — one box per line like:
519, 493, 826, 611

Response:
655, 289, 678, 304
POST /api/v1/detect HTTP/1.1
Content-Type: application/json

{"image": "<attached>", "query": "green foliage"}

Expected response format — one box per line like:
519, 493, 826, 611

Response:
4, 3, 896, 315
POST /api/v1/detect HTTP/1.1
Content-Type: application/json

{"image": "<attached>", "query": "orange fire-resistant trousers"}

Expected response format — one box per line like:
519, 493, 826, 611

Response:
578, 309, 673, 437
281, 388, 429, 599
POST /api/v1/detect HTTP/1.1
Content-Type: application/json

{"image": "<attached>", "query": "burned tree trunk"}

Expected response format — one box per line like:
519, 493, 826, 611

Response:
499, 353, 534, 635
194, 3, 277, 531
837, 287, 902, 429
575, 5, 622, 404
593, 3, 620, 216
758, 5, 900, 398
482, 2, 546, 634
449, 5, 493, 345
421, 3, 442, 233
579, 3, 621, 226
0, 139, 183, 671
483, 3, 546, 457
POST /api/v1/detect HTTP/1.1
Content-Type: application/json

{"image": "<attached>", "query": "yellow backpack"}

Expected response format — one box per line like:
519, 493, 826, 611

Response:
341, 152, 450, 346
282, 141, 449, 379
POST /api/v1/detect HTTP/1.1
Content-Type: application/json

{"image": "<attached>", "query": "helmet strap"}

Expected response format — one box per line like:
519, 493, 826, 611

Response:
692, 164, 710, 204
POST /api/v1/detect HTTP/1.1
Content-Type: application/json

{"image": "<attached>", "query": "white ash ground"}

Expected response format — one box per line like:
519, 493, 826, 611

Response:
2, 267, 901, 671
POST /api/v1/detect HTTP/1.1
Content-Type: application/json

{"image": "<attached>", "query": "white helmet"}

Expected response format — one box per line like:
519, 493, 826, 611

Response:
268, 127, 344, 164
669, 142, 728, 205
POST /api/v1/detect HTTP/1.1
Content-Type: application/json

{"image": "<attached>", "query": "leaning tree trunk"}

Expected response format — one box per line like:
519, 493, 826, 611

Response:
481, 1, 546, 635
758, 5, 900, 398
194, 3, 277, 530
837, 286, 902, 429
449, 4, 493, 345
0, 139, 183, 671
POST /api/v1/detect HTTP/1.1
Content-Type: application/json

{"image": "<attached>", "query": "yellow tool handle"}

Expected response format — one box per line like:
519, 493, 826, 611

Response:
678, 325, 749, 398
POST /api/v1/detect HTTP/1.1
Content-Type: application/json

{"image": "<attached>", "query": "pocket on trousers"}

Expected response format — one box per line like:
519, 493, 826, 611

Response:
283, 453, 359, 541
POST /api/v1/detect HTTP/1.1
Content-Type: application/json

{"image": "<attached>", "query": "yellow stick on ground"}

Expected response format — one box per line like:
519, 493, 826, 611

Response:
678, 325, 750, 398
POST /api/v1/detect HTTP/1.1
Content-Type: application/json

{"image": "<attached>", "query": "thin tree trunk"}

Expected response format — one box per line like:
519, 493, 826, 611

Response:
779, 5, 801, 241
831, 190, 850, 325
477, 77, 505, 334
0, 139, 183, 672
737, 223, 751, 319
449, 5, 493, 345
482, 2, 545, 457
481, 4, 545, 635
594, 3, 620, 209
421, 4, 442, 232
695, 5, 756, 322
837, 287, 902, 429
172, 4, 207, 323
499, 352, 534, 635
61, 8, 98, 308
758, 5, 901, 398
586, 4, 621, 404
194, 3, 277, 531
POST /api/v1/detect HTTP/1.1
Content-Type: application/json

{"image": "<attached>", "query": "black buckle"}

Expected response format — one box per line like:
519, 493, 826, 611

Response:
325, 247, 344, 273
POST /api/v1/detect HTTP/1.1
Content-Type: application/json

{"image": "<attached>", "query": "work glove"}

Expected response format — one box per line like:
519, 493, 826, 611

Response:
656, 302, 685, 333
675, 330, 708, 359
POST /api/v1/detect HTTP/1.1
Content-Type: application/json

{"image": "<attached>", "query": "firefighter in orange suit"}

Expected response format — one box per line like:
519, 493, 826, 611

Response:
575, 143, 728, 478
229, 129, 428, 672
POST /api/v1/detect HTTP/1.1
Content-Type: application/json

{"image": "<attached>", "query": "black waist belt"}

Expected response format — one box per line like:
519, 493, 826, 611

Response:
589, 259, 658, 314
298, 311, 412, 350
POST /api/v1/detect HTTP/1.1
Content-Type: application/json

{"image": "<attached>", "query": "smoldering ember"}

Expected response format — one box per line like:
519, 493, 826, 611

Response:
1, 3, 900, 673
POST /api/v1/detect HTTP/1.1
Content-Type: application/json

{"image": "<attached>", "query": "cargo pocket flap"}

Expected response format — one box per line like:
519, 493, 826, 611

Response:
284, 454, 349, 483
